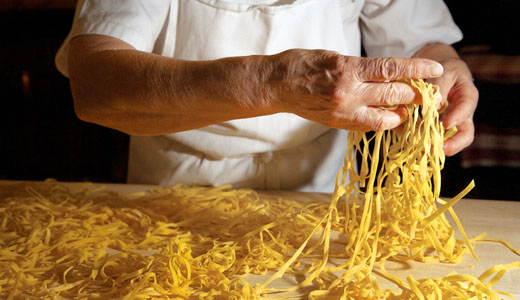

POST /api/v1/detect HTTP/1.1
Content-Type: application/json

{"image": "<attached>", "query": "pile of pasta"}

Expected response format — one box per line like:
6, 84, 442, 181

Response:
1, 80, 519, 299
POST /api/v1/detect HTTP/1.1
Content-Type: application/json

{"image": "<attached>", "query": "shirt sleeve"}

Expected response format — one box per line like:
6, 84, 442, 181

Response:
360, 0, 463, 58
55, 0, 170, 77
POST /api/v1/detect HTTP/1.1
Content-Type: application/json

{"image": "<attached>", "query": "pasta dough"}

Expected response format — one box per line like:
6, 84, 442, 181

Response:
1, 80, 518, 299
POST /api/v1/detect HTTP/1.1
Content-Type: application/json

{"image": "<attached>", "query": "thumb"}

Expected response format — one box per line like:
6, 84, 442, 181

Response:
356, 57, 444, 82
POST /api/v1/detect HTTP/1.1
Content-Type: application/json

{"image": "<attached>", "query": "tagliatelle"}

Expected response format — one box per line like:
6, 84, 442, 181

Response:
1, 80, 519, 299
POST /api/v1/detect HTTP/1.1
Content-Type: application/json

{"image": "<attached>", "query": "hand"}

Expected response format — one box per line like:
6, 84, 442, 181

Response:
266, 49, 444, 132
427, 58, 478, 156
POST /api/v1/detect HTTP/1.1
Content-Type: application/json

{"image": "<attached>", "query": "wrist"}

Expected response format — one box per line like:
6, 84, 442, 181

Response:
210, 55, 281, 117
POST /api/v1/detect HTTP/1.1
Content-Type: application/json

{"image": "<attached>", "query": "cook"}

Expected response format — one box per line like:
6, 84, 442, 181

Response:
55, 0, 478, 192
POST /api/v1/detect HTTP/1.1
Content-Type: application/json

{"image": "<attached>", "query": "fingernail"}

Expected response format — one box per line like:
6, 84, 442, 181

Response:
428, 63, 443, 77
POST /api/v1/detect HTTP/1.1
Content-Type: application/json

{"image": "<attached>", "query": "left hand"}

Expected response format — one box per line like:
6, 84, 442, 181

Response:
427, 57, 478, 156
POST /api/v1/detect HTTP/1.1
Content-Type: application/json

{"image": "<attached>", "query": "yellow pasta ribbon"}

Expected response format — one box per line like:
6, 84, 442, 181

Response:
0, 80, 519, 299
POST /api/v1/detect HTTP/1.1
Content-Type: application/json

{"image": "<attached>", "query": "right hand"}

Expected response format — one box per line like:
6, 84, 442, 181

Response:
266, 49, 444, 132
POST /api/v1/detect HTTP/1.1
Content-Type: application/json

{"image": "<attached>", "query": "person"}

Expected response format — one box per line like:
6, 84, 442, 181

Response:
55, 0, 478, 192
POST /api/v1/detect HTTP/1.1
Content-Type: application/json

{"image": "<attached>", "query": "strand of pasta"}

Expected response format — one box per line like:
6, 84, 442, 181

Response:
0, 80, 519, 299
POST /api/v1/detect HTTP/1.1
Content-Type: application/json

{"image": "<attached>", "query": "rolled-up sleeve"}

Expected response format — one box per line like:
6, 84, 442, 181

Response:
360, 0, 463, 58
55, 0, 170, 77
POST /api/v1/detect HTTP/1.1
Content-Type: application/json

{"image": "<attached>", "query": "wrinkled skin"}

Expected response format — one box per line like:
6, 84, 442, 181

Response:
266, 49, 443, 132
69, 36, 475, 155
68, 35, 443, 135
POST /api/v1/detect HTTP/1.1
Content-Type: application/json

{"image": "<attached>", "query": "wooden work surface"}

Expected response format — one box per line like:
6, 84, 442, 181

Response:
253, 190, 520, 298
1, 180, 519, 298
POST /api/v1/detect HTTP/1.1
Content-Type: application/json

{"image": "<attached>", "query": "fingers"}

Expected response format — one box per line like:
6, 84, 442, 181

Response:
443, 119, 475, 156
357, 57, 443, 82
439, 81, 479, 129
358, 106, 409, 132
360, 81, 422, 106
441, 82, 477, 156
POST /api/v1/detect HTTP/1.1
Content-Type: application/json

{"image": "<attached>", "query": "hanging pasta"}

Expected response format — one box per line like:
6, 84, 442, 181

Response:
0, 80, 518, 299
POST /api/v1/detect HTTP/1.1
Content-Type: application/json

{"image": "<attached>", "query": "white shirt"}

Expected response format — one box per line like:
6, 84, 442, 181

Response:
56, 0, 462, 192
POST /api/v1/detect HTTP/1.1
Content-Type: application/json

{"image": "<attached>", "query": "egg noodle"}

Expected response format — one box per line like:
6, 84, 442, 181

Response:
1, 80, 519, 299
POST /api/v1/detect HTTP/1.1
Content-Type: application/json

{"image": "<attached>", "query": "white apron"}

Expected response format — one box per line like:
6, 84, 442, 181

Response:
127, 0, 365, 192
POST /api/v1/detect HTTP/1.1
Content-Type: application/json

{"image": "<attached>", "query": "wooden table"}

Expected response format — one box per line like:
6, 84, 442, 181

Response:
1, 181, 519, 298
254, 190, 520, 298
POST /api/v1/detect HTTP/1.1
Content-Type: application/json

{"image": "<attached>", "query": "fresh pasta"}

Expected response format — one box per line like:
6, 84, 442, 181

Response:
1, 80, 518, 299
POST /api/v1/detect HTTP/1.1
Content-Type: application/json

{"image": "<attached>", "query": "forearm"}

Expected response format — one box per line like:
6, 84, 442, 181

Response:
69, 35, 445, 135
69, 36, 276, 135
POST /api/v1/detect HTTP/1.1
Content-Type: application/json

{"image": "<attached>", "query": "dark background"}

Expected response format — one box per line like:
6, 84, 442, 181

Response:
1, 2, 129, 183
440, 0, 520, 200
1, 1, 519, 200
